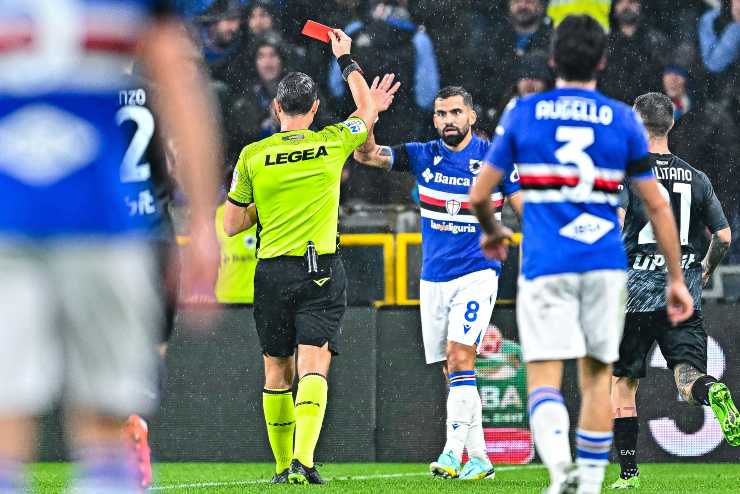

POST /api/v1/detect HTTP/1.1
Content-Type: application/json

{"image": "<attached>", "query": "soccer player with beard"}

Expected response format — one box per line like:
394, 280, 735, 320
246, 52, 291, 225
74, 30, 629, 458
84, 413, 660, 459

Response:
609, 92, 740, 489
353, 85, 522, 481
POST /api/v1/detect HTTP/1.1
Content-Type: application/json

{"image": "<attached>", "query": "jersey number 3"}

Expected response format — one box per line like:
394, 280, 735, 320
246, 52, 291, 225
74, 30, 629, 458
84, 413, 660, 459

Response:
555, 126, 595, 201
116, 105, 154, 183
638, 182, 691, 245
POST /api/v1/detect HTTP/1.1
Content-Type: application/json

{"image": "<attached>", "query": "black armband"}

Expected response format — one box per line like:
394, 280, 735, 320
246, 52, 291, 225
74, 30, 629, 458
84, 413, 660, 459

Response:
626, 155, 651, 178
337, 54, 362, 81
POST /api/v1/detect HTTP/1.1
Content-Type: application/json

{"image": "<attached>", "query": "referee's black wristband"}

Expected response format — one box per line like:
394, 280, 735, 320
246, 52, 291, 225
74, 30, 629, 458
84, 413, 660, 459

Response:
337, 54, 362, 81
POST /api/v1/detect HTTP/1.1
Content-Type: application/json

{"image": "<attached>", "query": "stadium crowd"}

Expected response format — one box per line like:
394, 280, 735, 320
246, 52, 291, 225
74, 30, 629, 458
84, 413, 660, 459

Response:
174, 0, 740, 258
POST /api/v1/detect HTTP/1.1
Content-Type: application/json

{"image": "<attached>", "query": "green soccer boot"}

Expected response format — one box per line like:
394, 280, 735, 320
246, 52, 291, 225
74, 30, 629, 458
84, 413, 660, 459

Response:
610, 475, 640, 489
708, 382, 740, 446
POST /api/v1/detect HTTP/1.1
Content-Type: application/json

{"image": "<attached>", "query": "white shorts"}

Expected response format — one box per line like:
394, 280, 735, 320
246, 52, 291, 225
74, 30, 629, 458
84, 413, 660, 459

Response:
517, 270, 626, 364
0, 239, 161, 417
420, 269, 498, 364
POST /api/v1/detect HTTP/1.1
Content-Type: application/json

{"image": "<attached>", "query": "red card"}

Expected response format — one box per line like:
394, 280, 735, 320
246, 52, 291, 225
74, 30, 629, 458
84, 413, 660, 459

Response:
302, 20, 332, 44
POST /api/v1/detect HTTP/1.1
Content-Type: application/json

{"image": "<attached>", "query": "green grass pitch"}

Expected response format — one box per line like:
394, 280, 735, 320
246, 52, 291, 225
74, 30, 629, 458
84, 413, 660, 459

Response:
31, 463, 740, 493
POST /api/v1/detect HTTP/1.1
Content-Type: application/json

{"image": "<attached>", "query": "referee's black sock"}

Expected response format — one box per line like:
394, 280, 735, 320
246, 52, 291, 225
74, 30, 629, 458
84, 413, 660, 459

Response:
691, 375, 718, 406
613, 417, 639, 479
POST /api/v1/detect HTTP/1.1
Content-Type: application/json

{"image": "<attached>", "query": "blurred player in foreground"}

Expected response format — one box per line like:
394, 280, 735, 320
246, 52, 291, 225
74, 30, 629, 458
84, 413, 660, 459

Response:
354, 85, 522, 481
470, 15, 693, 494
224, 29, 377, 484
0, 1, 220, 493
610, 92, 739, 489
117, 32, 215, 487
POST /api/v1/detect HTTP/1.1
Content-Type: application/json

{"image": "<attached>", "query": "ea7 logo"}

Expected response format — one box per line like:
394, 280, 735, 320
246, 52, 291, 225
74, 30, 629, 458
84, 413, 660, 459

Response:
445, 199, 461, 216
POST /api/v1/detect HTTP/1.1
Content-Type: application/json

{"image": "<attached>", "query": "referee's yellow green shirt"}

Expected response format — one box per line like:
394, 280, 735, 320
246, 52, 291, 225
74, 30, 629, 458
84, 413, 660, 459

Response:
547, 0, 611, 31
228, 117, 368, 259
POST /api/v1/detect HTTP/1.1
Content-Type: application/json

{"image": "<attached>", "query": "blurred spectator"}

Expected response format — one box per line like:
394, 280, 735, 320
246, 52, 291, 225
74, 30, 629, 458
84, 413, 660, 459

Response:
248, 0, 277, 37
221, 37, 286, 164
411, 0, 478, 87
662, 65, 692, 120
467, 0, 551, 119
481, 50, 553, 134
332, 0, 439, 204
196, 0, 244, 65
547, 0, 612, 30
698, 0, 740, 96
670, 94, 740, 256
221, 37, 336, 165
599, 0, 668, 104
213, 1, 305, 88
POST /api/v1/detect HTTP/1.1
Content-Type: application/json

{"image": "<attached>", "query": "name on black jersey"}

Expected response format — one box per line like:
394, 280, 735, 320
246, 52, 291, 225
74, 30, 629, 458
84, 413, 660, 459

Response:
264, 145, 328, 166
653, 166, 692, 182
632, 253, 696, 271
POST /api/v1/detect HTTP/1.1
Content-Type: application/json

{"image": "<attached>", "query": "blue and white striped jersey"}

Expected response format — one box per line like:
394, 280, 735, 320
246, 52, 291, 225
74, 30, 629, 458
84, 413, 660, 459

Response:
0, 0, 173, 238
393, 135, 520, 282
485, 88, 653, 280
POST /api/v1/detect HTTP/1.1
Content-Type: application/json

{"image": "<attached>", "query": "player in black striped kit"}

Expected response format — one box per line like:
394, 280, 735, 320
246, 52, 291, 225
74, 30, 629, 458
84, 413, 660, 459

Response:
610, 92, 740, 489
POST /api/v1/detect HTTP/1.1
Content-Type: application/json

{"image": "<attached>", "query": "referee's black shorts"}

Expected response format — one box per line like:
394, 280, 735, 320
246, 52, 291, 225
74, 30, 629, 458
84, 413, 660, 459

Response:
253, 254, 347, 357
613, 309, 706, 379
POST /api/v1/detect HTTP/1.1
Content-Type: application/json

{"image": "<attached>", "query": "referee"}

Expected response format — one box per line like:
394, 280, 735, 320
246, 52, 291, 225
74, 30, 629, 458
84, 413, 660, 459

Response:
223, 29, 380, 484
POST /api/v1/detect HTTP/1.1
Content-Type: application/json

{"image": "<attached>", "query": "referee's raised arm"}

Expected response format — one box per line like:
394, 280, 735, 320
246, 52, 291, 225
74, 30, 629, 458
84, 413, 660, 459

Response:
328, 29, 378, 130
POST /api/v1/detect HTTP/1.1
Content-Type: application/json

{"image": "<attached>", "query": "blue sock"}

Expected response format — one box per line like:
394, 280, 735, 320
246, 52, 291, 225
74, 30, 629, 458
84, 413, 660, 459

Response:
528, 387, 571, 485
443, 371, 478, 460
576, 429, 613, 494
0, 459, 24, 493
74, 445, 138, 493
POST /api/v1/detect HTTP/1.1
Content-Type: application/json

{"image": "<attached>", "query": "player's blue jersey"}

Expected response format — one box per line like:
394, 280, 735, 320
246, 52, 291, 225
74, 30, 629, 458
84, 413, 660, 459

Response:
0, 0, 172, 238
392, 135, 521, 282
485, 88, 652, 280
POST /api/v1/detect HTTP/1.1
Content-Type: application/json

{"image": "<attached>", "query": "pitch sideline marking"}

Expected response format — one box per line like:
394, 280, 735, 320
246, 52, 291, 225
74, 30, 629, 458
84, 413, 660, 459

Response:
149, 465, 545, 491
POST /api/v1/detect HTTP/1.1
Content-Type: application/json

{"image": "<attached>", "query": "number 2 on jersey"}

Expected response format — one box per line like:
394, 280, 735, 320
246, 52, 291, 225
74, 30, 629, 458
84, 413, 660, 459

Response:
554, 126, 596, 201
116, 105, 154, 183
637, 182, 691, 245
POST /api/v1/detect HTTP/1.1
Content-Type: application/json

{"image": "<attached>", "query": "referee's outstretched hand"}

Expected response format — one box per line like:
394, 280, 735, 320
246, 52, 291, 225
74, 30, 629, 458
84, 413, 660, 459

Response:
370, 74, 401, 113
328, 29, 352, 58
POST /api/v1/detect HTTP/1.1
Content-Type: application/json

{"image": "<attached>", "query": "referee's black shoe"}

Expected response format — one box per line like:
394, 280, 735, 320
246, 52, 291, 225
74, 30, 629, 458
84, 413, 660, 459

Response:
288, 459, 325, 484
271, 469, 289, 484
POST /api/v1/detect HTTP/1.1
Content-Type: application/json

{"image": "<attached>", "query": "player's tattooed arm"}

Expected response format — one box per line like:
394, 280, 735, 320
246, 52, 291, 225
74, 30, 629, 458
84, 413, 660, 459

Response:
702, 227, 732, 287
674, 363, 705, 404
353, 130, 393, 170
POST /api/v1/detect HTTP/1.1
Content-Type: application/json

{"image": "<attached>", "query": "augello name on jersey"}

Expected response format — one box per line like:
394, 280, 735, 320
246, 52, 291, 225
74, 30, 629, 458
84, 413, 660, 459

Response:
535, 98, 613, 125
264, 146, 328, 166
653, 165, 692, 182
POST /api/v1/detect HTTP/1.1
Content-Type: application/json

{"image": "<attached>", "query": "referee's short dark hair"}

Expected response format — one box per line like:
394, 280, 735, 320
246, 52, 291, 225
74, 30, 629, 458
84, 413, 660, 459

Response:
435, 86, 474, 108
551, 15, 607, 82
276, 72, 318, 115
634, 92, 675, 137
